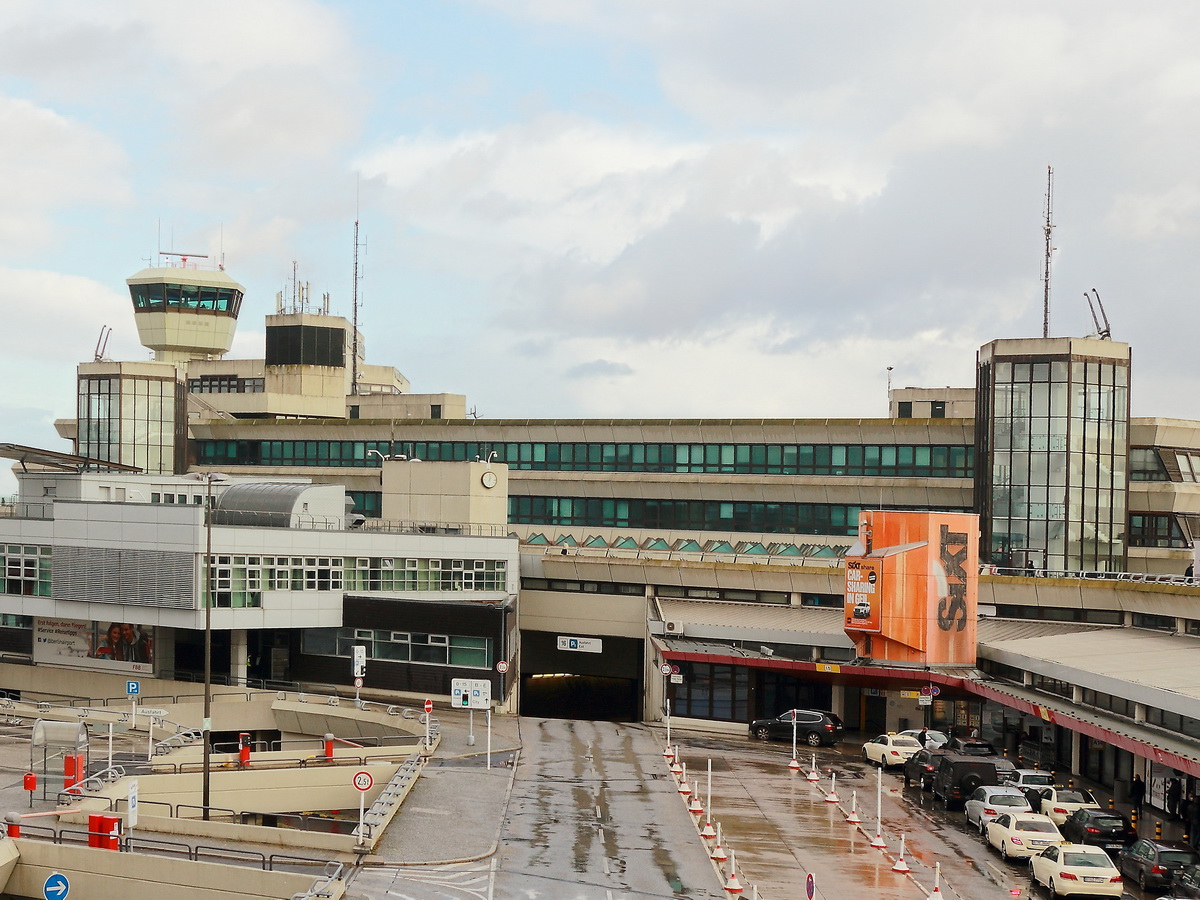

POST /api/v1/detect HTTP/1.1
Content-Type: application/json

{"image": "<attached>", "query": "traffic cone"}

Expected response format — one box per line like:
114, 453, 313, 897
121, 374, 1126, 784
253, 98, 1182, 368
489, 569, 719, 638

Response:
663, 745, 675, 763
846, 790, 862, 825
928, 862, 943, 898
700, 815, 716, 839
806, 754, 820, 782
825, 771, 840, 803
724, 850, 744, 895
688, 792, 704, 816
710, 823, 728, 862
870, 824, 887, 849
892, 834, 911, 874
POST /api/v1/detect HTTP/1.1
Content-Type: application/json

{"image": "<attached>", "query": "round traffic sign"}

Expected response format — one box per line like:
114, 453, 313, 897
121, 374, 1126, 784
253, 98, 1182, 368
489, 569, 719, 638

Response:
496, 660, 510, 674
352, 770, 373, 792
424, 699, 433, 713
670, 665, 680, 675
930, 685, 942, 697
353, 677, 363, 688
805, 872, 815, 899
919, 685, 932, 696
660, 663, 672, 675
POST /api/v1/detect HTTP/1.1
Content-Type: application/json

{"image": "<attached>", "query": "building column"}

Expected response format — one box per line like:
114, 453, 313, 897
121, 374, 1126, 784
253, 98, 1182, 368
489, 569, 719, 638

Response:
830, 683, 846, 723
1070, 727, 1082, 777
229, 629, 249, 686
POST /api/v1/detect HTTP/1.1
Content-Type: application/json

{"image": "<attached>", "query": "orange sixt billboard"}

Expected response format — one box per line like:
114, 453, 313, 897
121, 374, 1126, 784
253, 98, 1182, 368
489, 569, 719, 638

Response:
843, 510, 979, 665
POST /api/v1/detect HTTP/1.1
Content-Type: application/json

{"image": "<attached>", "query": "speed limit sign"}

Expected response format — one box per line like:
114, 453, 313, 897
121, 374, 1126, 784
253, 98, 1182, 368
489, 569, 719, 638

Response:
353, 770, 373, 792
660, 663, 672, 675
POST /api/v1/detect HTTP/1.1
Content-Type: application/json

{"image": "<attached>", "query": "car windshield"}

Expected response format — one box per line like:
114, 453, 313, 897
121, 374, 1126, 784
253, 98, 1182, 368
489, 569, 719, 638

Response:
1017, 820, 1059, 833
1160, 851, 1199, 865
993, 795, 1028, 807
1057, 790, 1095, 804
1023, 774, 1054, 785
959, 742, 995, 755
893, 737, 921, 748
1063, 852, 1113, 868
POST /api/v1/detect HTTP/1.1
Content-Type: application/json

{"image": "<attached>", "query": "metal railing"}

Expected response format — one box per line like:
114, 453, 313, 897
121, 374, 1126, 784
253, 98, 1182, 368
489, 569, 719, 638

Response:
985, 566, 1199, 587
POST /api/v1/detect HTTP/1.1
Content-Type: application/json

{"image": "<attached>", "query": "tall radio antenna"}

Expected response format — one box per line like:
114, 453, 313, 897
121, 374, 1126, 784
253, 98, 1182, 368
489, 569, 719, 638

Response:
350, 180, 365, 396
1041, 165, 1055, 339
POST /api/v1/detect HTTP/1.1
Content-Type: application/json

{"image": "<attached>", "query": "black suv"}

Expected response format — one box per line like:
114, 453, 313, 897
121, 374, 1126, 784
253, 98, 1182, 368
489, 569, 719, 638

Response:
748, 710, 844, 746
931, 753, 1003, 807
903, 747, 950, 790
1060, 808, 1137, 853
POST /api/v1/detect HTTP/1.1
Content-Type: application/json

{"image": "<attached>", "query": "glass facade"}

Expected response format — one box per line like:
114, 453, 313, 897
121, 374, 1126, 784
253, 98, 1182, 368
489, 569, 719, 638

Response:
196, 438, 974, 477
301, 626, 492, 669
508, 496, 968, 535
979, 348, 1130, 571
129, 281, 243, 315
78, 374, 183, 475
2, 545, 51, 596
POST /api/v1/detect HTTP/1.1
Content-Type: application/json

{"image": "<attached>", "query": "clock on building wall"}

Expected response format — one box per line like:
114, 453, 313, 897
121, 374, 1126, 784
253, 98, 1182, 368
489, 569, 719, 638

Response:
480, 471, 498, 489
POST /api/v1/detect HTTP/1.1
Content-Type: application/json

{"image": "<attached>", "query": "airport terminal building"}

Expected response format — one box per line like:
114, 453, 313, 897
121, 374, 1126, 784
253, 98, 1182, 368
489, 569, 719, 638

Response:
4, 257, 1200, 806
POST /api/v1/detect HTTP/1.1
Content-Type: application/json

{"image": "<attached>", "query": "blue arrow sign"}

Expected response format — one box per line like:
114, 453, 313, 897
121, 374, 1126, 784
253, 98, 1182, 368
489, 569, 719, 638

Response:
44, 872, 70, 900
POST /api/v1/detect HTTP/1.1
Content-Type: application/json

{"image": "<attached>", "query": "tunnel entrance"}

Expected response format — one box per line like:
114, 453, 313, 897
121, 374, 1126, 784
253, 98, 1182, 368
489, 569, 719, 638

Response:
518, 630, 643, 722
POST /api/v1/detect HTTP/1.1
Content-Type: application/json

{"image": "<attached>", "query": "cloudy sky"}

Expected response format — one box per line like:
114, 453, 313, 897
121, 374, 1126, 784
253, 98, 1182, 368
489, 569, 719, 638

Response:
2, 1, 1199, 492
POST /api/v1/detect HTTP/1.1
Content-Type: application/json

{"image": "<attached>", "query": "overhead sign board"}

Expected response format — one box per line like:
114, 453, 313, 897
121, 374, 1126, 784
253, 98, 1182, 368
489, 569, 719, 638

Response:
451, 678, 492, 709
557, 635, 602, 654
134, 707, 169, 718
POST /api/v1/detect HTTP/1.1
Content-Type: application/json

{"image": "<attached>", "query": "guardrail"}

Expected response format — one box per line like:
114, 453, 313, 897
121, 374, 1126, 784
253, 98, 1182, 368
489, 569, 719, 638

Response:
986, 566, 1199, 586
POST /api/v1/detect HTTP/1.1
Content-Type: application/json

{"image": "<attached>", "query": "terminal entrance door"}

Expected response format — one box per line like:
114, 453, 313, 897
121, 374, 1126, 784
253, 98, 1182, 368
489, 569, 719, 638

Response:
519, 630, 642, 721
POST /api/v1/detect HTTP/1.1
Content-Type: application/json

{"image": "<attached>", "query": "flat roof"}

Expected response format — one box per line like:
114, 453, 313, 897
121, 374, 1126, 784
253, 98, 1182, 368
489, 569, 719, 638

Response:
0, 442, 141, 473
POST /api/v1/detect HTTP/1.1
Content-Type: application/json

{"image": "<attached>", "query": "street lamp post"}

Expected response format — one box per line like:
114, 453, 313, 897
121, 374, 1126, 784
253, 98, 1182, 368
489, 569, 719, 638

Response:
200, 472, 227, 821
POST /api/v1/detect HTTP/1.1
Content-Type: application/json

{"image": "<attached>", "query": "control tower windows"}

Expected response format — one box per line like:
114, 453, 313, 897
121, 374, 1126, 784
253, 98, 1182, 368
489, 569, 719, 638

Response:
129, 282, 243, 316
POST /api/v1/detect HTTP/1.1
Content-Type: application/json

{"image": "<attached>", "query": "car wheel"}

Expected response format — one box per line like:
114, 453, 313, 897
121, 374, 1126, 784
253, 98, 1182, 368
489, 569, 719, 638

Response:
1000, 840, 1010, 860
1138, 870, 1148, 892
805, 731, 822, 747
1048, 877, 1057, 899
962, 774, 983, 794
753, 725, 771, 741
978, 818, 987, 836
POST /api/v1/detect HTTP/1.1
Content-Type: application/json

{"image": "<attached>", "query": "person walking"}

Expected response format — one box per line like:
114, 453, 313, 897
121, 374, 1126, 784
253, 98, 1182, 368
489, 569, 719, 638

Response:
1168, 777, 1184, 820
1130, 773, 1146, 813
917, 726, 929, 747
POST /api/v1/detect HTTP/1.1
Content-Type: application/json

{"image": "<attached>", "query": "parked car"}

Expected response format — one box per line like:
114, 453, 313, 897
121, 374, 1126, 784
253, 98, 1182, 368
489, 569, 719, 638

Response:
862, 732, 923, 768
1030, 843, 1124, 897
1119, 839, 1200, 893
1158, 862, 1200, 898
948, 737, 1000, 756
964, 785, 1031, 833
983, 812, 1064, 860
898, 728, 950, 749
1059, 808, 1137, 853
748, 709, 844, 746
1007, 768, 1056, 790
1038, 787, 1103, 825
903, 748, 950, 790
931, 753, 1004, 807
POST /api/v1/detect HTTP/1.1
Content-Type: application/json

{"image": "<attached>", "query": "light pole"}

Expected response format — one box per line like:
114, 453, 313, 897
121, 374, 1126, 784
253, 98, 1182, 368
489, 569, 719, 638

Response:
199, 472, 227, 821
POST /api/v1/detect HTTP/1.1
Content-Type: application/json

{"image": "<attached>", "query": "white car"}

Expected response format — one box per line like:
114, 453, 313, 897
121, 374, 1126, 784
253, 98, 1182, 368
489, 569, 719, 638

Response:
984, 812, 1064, 860
964, 785, 1031, 833
1029, 843, 1124, 897
1038, 787, 1102, 825
898, 728, 950, 749
862, 733, 923, 768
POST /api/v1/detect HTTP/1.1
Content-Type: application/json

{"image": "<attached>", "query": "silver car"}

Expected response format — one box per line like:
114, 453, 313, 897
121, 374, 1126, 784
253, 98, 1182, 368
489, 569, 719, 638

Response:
899, 728, 950, 749
964, 785, 1033, 833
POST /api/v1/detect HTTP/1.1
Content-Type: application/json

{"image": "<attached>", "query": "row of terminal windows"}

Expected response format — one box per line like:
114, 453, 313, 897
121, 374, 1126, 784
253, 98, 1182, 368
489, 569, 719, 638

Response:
195, 439, 974, 477
520, 576, 815, 606
1131, 447, 1200, 483
301, 627, 492, 669
508, 496, 953, 536
187, 376, 265, 394
1128, 514, 1189, 548
2, 547, 51, 597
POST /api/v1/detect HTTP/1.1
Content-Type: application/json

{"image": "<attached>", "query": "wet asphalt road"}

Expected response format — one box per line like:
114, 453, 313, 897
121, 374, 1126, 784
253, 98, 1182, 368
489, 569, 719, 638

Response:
673, 729, 1164, 900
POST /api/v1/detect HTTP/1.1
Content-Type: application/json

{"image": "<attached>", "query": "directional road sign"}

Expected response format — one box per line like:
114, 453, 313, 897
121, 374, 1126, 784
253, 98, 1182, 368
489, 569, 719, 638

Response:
451, 679, 492, 710
134, 707, 169, 718
43, 872, 69, 900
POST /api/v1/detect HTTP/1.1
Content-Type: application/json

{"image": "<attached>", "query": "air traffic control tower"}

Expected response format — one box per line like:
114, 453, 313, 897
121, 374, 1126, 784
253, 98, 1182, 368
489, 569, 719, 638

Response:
126, 258, 245, 363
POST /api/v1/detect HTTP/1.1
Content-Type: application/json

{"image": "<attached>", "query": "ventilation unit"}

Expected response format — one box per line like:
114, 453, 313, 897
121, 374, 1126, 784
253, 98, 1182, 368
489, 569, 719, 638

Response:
663, 619, 686, 636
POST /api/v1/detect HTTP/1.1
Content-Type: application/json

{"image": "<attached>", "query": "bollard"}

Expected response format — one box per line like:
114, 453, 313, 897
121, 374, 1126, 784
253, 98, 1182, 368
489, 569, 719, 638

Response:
1108, 798, 1114, 809
677, 763, 692, 797
4, 813, 19, 838
324, 732, 335, 760
1156, 820, 1163, 840
846, 790, 862, 825
825, 771, 840, 803
710, 823, 728, 862
239, 732, 251, 769
892, 834, 911, 873
724, 848, 744, 894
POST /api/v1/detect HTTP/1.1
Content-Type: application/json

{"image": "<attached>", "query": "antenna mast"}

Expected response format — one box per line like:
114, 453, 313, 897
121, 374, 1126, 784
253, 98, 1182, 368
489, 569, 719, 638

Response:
1042, 166, 1054, 339
351, 217, 362, 396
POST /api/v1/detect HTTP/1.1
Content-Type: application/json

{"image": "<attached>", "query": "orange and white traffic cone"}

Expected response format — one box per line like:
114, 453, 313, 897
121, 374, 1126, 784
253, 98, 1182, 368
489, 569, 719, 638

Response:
710, 823, 728, 862
724, 849, 744, 894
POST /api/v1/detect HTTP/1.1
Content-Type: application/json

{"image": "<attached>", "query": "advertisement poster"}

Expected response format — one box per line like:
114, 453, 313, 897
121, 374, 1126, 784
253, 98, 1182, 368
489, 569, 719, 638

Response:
34, 618, 154, 675
844, 558, 883, 632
